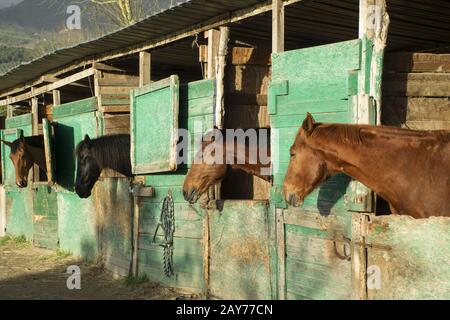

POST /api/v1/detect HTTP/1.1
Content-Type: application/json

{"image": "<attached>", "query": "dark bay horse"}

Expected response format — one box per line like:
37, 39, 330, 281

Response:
284, 113, 450, 219
183, 129, 272, 204
1, 132, 46, 187
75, 134, 131, 198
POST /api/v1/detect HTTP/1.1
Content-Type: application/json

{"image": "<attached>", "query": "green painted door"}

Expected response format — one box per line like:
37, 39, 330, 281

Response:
366, 216, 450, 300
131, 75, 180, 174
209, 201, 271, 300
33, 184, 58, 249
136, 79, 215, 293
52, 97, 99, 260
270, 39, 378, 299
52, 97, 99, 191
0, 114, 33, 240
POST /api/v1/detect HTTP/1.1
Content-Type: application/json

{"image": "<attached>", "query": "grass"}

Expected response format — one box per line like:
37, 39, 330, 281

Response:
39, 249, 72, 261
0, 234, 29, 247
124, 274, 149, 287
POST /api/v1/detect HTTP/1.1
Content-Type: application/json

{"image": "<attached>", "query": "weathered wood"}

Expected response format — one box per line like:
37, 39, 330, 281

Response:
231, 47, 272, 66
383, 73, 450, 97
276, 209, 286, 300
206, 29, 220, 79
0, 68, 95, 106
203, 209, 210, 298
52, 90, 61, 106
351, 213, 369, 300
31, 97, 39, 182
385, 53, 450, 73
214, 27, 229, 129
139, 51, 151, 87
132, 186, 141, 277
272, 0, 284, 53
100, 105, 130, 113
42, 119, 55, 184
98, 78, 139, 87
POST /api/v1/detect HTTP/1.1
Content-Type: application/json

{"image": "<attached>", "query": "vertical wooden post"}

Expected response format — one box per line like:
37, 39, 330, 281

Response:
272, 0, 285, 53
203, 209, 210, 298
214, 26, 229, 130
132, 185, 141, 277
6, 105, 13, 118
276, 208, 286, 300
31, 96, 39, 182
351, 213, 370, 300
52, 90, 61, 106
206, 29, 220, 80
139, 51, 151, 87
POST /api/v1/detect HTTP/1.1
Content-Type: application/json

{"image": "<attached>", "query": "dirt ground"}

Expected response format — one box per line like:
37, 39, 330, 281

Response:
0, 236, 198, 300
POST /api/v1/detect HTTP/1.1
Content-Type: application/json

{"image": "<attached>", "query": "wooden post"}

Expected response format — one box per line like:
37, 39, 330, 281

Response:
203, 209, 210, 298
206, 29, 220, 79
139, 51, 151, 87
52, 90, 61, 106
272, 0, 285, 53
6, 105, 13, 118
214, 26, 229, 129
132, 185, 141, 277
31, 96, 39, 182
276, 208, 286, 300
351, 213, 369, 300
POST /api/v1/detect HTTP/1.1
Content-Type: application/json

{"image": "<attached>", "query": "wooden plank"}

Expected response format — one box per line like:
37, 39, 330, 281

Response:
98, 78, 139, 87
5, 113, 32, 129
276, 209, 286, 300
272, 0, 284, 53
203, 209, 210, 298
52, 97, 98, 119
231, 47, 272, 65
385, 53, 450, 73
351, 213, 369, 300
42, 119, 55, 184
100, 105, 130, 113
132, 188, 141, 277
383, 74, 450, 97
52, 90, 61, 106
0, 68, 95, 106
139, 51, 151, 87
206, 29, 220, 79
214, 27, 229, 129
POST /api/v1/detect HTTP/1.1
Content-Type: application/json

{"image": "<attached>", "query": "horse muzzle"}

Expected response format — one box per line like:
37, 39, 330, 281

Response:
287, 194, 304, 207
183, 187, 199, 204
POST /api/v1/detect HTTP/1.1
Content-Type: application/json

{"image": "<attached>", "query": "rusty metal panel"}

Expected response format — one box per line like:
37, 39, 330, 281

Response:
209, 200, 271, 300
367, 215, 450, 299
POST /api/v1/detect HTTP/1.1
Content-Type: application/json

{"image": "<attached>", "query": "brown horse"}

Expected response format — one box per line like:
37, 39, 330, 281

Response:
183, 129, 272, 203
1, 132, 46, 187
283, 113, 450, 219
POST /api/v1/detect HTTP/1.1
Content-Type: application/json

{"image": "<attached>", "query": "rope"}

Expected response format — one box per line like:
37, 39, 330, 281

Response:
153, 190, 175, 277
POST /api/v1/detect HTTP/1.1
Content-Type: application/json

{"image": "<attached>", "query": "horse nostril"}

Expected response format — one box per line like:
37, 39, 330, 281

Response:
289, 194, 297, 206
187, 187, 197, 202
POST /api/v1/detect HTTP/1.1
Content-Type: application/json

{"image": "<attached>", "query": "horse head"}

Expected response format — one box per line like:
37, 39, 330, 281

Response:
183, 132, 228, 204
75, 134, 101, 198
283, 113, 332, 207
1, 132, 34, 188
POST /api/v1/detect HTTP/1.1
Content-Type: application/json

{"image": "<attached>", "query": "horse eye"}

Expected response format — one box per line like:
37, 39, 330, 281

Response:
290, 151, 295, 157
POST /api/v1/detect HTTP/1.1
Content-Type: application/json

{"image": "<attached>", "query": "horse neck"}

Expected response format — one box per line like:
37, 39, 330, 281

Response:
225, 140, 272, 181
310, 126, 414, 199
27, 145, 47, 173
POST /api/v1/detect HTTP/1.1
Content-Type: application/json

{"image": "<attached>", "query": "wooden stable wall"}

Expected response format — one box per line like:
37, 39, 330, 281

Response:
382, 52, 450, 130
221, 45, 272, 200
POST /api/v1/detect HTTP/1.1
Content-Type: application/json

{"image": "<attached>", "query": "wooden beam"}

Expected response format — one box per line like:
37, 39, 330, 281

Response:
139, 51, 151, 87
276, 209, 286, 300
6, 105, 13, 118
0, 68, 95, 106
206, 29, 220, 79
351, 213, 369, 300
31, 96, 39, 182
272, 0, 285, 53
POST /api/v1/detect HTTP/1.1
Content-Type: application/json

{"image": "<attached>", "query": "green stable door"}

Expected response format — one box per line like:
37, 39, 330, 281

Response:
269, 39, 379, 300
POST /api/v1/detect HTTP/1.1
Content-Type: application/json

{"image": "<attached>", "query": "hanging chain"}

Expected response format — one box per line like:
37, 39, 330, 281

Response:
153, 190, 175, 277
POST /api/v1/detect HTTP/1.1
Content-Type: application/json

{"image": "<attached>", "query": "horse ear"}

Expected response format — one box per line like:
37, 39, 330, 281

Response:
19, 131, 25, 143
84, 134, 92, 148
1, 140, 13, 148
302, 112, 316, 135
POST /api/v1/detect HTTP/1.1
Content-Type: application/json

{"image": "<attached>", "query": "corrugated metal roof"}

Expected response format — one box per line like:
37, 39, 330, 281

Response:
0, 0, 263, 93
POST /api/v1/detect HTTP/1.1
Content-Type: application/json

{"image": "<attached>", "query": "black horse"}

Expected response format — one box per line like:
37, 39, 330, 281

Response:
75, 134, 132, 198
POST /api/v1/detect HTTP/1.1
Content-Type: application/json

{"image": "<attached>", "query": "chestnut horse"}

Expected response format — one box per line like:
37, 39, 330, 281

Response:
183, 129, 271, 203
283, 113, 450, 219
1, 132, 46, 187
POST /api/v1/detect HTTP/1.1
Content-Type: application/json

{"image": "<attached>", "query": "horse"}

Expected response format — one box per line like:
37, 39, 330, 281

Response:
75, 134, 132, 198
183, 129, 272, 204
1, 132, 46, 188
283, 113, 450, 219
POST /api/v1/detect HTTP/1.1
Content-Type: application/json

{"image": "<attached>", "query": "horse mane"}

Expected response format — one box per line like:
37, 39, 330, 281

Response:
76, 134, 131, 174
311, 124, 364, 145
311, 123, 450, 146
11, 135, 44, 153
